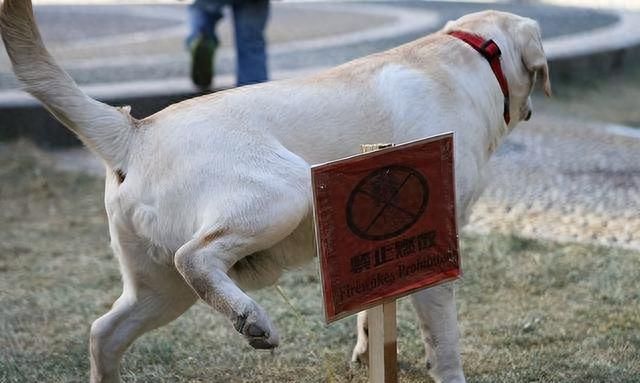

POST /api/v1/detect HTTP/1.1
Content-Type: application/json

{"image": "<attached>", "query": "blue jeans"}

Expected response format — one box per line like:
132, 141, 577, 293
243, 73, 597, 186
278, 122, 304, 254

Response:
188, 0, 269, 86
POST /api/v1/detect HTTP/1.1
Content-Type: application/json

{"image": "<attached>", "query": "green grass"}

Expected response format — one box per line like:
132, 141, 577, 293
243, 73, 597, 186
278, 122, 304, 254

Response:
1, 142, 639, 382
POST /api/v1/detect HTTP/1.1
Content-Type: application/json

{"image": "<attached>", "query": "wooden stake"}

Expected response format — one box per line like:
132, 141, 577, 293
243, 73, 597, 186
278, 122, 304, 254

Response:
360, 143, 398, 383
367, 301, 398, 383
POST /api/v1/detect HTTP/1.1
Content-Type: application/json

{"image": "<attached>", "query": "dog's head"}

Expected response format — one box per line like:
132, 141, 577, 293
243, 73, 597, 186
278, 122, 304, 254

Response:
443, 11, 552, 125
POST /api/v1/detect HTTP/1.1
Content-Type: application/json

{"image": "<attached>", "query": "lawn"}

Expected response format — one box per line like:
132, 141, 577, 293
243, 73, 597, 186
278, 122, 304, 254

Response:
1, 142, 639, 383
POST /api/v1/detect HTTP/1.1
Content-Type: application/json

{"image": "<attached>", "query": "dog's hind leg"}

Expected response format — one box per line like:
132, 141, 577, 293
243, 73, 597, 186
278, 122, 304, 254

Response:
175, 236, 280, 349
351, 311, 369, 364
174, 183, 310, 349
89, 257, 197, 383
410, 283, 465, 383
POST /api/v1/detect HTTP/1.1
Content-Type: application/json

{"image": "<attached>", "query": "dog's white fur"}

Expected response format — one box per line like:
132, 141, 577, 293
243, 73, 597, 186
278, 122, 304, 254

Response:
0, 0, 551, 381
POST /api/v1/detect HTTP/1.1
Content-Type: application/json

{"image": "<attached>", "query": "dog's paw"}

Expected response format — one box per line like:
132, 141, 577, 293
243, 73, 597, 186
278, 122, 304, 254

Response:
232, 304, 279, 350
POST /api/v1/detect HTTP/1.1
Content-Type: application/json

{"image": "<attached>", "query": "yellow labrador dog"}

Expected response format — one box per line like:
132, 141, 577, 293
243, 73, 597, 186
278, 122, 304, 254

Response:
1, 0, 550, 381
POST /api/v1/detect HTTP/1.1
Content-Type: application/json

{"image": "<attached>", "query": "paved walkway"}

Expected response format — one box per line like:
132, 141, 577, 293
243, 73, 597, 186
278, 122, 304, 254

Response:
0, 1, 627, 93
1, 0, 639, 251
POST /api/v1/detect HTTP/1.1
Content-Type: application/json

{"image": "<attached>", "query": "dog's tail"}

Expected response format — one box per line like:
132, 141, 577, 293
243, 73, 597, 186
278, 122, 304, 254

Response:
0, 0, 135, 171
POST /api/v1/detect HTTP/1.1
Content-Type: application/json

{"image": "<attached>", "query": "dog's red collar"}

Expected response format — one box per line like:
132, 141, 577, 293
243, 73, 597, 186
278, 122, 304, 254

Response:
448, 31, 510, 125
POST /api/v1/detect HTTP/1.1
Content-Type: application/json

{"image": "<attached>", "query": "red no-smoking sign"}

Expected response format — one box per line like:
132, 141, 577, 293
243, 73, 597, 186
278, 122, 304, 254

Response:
312, 133, 460, 323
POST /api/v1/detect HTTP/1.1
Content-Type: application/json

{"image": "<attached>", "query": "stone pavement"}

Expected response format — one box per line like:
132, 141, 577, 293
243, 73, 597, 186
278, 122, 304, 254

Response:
1, 0, 639, 250
468, 107, 640, 250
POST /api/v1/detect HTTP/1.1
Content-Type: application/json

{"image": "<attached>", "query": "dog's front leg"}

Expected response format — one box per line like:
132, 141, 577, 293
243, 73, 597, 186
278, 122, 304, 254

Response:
411, 282, 465, 383
175, 236, 280, 349
350, 285, 464, 382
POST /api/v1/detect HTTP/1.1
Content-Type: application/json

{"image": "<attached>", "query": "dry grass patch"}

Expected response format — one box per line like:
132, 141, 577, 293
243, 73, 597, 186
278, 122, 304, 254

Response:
1, 142, 639, 382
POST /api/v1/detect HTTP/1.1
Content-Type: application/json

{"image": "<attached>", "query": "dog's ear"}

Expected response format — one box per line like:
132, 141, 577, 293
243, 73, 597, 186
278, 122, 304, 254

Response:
519, 20, 552, 97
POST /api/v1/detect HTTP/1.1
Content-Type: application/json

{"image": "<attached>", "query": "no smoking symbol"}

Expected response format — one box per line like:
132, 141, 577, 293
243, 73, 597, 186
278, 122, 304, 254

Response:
346, 165, 429, 241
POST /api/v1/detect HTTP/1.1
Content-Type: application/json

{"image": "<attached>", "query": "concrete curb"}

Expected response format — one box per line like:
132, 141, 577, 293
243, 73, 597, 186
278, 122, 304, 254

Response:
544, 10, 640, 84
2, 3, 640, 147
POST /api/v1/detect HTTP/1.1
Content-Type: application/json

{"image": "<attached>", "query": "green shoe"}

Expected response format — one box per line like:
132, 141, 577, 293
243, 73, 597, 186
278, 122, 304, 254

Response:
190, 36, 216, 90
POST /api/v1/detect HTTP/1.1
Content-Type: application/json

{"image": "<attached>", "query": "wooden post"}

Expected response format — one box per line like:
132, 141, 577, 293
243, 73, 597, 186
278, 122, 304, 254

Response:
360, 143, 398, 383
367, 301, 398, 383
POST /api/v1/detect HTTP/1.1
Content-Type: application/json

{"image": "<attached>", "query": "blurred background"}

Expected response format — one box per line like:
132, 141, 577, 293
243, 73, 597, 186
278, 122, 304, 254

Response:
1, 0, 639, 382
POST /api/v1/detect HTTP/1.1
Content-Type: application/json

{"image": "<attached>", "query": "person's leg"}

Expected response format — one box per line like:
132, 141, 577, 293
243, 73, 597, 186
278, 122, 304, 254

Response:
187, 0, 223, 44
231, 0, 269, 86
187, 0, 224, 89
